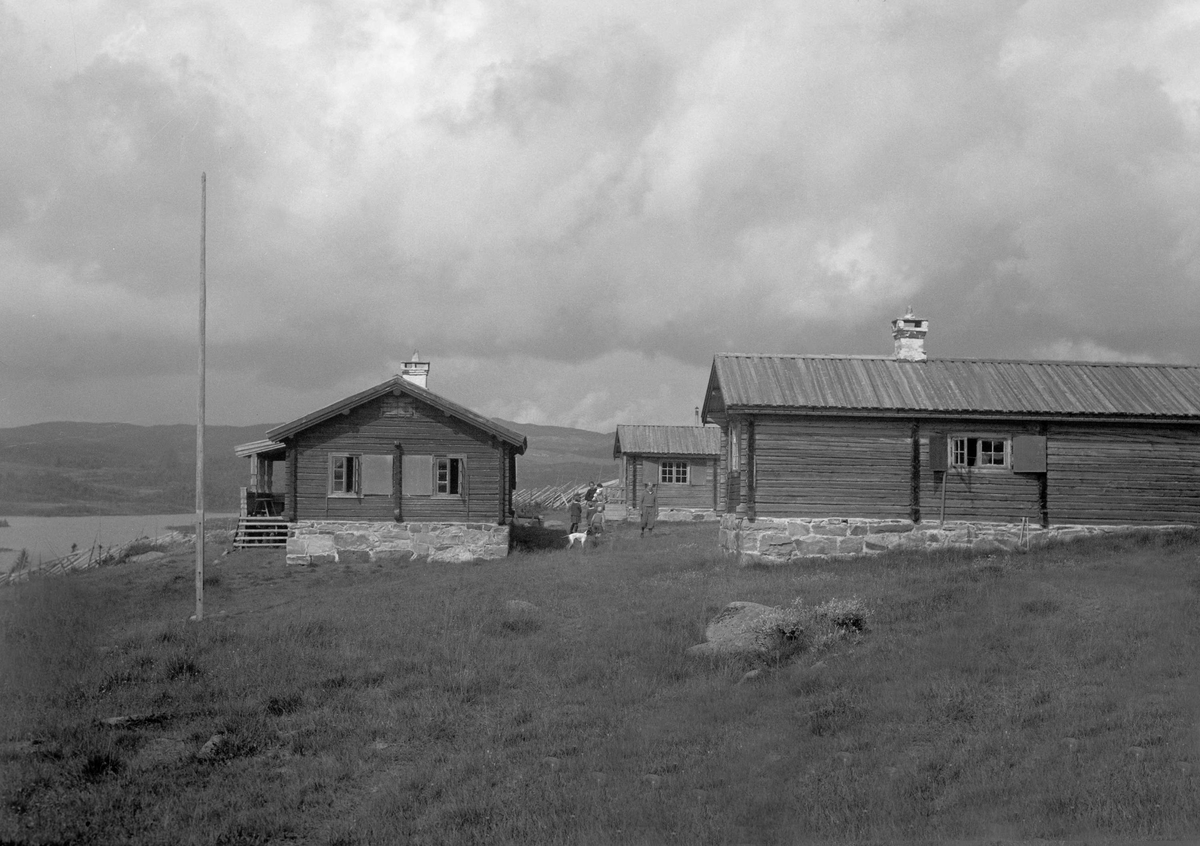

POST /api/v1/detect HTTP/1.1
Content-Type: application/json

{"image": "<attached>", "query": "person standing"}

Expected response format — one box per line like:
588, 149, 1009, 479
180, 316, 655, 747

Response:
640, 483, 658, 535
568, 496, 582, 534
588, 501, 606, 540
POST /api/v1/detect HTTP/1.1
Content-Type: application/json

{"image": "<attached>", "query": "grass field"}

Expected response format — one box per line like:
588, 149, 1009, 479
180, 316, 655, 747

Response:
1, 518, 1198, 845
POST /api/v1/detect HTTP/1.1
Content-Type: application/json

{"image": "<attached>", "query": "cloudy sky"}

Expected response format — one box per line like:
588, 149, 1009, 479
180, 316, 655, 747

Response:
3, 1, 1199, 433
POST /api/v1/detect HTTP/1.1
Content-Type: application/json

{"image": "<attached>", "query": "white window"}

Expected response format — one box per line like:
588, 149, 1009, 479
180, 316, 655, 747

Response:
329, 454, 358, 495
950, 437, 1008, 469
435, 456, 465, 495
660, 461, 690, 484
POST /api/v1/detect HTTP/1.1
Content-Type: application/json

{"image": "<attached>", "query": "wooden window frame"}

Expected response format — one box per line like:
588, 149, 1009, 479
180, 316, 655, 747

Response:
434, 455, 466, 497
660, 460, 690, 484
949, 436, 1009, 470
328, 453, 360, 496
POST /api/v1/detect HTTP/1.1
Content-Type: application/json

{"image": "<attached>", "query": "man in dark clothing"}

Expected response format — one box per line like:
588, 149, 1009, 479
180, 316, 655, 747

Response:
584, 482, 598, 502
640, 483, 658, 535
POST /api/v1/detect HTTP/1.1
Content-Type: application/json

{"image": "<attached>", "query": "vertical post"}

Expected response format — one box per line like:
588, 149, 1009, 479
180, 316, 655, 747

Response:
195, 172, 206, 622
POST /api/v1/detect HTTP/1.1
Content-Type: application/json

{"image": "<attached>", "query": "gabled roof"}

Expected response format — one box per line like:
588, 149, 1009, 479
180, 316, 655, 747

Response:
703, 354, 1200, 421
264, 375, 527, 453
613, 424, 721, 458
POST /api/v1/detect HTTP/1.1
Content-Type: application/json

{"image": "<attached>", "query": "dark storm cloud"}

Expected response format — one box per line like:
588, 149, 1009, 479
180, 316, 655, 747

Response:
1, 0, 1198, 428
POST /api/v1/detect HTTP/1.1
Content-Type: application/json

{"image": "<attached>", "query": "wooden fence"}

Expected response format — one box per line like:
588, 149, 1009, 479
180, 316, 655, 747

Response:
513, 479, 622, 511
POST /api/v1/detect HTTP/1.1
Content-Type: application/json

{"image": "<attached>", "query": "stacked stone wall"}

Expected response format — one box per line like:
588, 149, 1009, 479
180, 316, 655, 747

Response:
624, 508, 719, 523
287, 521, 510, 565
720, 514, 1193, 565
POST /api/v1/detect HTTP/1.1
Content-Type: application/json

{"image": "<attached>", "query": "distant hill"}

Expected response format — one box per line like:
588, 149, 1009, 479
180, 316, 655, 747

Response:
492, 419, 618, 490
0, 419, 617, 516
0, 422, 281, 516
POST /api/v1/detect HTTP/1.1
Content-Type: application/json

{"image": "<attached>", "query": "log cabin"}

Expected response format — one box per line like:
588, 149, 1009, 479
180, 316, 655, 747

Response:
234, 357, 527, 561
613, 424, 721, 519
702, 311, 1200, 561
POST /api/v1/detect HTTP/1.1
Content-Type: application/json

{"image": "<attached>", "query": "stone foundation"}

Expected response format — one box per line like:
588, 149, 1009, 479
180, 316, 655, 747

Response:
720, 514, 1193, 566
286, 521, 510, 565
625, 508, 720, 523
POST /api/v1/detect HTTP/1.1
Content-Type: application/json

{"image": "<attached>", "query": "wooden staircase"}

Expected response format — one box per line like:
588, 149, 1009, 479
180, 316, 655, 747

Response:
234, 516, 290, 549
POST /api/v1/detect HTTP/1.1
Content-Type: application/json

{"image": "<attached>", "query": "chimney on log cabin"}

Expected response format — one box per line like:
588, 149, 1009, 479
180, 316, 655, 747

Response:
400, 352, 430, 388
891, 307, 928, 362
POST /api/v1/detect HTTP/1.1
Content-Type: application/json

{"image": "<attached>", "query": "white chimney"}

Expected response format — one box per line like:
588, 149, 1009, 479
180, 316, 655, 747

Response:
400, 352, 430, 388
891, 308, 928, 362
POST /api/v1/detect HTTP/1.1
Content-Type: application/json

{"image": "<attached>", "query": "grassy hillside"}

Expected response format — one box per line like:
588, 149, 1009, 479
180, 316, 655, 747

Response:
1, 524, 1197, 844
0, 420, 617, 516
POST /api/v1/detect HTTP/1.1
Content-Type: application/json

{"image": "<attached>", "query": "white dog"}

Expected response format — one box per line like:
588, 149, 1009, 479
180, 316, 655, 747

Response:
565, 529, 591, 549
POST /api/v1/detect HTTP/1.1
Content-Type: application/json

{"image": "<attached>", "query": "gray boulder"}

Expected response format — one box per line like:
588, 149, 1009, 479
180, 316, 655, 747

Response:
685, 600, 804, 660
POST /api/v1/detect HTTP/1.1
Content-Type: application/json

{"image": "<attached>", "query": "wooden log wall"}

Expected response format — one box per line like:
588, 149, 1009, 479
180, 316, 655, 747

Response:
628, 455, 717, 510
751, 415, 1200, 526
753, 416, 911, 519
291, 395, 505, 523
917, 422, 1042, 524
1046, 423, 1200, 525
717, 428, 729, 512
624, 455, 640, 508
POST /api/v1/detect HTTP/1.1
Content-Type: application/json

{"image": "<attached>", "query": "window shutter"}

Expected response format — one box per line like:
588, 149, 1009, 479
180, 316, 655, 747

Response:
402, 455, 433, 495
690, 460, 706, 485
928, 434, 947, 472
642, 459, 658, 484
1012, 435, 1047, 473
361, 454, 393, 495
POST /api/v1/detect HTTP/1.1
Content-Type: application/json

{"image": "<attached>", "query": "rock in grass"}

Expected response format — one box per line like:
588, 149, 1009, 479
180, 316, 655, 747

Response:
685, 601, 804, 660
196, 733, 229, 761
642, 774, 663, 789
99, 713, 166, 728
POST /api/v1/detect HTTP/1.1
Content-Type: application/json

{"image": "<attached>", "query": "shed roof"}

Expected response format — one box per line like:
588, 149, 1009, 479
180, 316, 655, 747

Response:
234, 438, 286, 459
263, 375, 527, 453
703, 355, 1200, 421
613, 425, 722, 458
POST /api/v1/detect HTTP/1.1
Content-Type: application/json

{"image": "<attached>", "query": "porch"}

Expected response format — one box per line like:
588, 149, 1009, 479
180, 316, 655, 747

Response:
234, 438, 288, 548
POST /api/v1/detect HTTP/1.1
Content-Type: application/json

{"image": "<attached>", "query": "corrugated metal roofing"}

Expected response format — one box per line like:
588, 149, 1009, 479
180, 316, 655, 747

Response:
614, 425, 721, 457
265, 375, 528, 452
710, 355, 1200, 419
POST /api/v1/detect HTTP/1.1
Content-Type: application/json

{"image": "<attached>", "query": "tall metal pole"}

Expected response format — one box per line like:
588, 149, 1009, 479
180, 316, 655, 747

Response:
195, 172, 206, 622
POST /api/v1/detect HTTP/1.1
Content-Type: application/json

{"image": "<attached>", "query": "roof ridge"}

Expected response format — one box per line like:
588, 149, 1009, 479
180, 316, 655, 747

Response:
713, 353, 1198, 369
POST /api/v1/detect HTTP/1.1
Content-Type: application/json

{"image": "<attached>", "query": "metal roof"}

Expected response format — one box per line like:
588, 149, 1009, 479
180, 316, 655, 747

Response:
705, 355, 1200, 420
613, 425, 722, 458
265, 375, 528, 453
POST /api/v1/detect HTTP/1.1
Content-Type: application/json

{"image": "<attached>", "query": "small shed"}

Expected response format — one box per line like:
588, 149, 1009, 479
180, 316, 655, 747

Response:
613, 425, 721, 516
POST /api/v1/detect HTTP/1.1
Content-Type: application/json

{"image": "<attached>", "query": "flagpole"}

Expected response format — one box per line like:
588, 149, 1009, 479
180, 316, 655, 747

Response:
195, 172, 206, 622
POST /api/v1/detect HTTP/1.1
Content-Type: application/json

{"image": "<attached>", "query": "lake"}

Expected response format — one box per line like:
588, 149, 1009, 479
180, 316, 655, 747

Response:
0, 512, 237, 573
